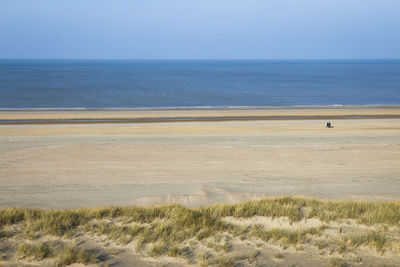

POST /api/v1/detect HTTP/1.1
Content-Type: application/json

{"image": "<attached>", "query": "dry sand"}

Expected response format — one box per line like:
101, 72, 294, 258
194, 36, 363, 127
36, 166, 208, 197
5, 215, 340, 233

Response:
1, 107, 399, 209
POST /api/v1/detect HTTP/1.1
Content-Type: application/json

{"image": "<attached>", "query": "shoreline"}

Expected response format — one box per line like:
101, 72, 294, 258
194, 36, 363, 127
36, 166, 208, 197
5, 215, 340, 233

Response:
1, 104, 400, 111
2, 115, 400, 125
1, 105, 400, 124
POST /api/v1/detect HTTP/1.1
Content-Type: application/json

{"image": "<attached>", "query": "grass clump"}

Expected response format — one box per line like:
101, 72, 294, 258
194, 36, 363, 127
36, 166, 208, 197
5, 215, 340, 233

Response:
212, 240, 232, 253
148, 242, 168, 257
213, 256, 235, 267
197, 252, 213, 266
274, 253, 283, 259
343, 231, 387, 252
86, 221, 132, 245
17, 241, 98, 266
329, 257, 348, 267
204, 197, 304, 222
337, 240, 348, 255
17, 241, 54, 260
178, 246, 194, 264
248, 249, 260, 263
305, 200, 400, 226
129, 225, 145, 238
55, 246, 97, 267
251, 225, 325, 247
0, 229, 12, 238
166, 245, 180, 257
134, 206, 231, 252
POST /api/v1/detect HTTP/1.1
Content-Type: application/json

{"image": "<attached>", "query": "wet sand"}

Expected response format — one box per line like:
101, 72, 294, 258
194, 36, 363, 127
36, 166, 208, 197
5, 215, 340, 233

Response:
1, 107, 400, 209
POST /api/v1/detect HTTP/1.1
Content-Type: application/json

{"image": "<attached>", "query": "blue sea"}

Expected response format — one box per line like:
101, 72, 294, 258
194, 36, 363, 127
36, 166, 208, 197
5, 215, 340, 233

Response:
0, 59, 399, 109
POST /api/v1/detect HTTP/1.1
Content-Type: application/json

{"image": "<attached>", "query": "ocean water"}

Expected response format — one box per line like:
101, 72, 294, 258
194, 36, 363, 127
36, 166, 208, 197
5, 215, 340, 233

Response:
0, 59, 399, 109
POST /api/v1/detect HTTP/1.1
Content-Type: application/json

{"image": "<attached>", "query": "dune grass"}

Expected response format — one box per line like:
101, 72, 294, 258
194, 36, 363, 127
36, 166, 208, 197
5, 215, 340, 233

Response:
17, 241, 54, 261
1, 197, 399, 265
250, 225, 327, 247
342, 231, 387, 252
329, 257, 348, 267
1, 197, 399, 233
55, 246, 98, 267
204, 197, 400, 225
0, 229, 12, 238
15, 241, 99, 266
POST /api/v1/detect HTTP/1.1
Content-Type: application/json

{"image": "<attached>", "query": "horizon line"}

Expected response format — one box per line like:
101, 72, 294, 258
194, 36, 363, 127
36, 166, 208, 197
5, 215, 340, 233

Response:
1, 57, 400, 61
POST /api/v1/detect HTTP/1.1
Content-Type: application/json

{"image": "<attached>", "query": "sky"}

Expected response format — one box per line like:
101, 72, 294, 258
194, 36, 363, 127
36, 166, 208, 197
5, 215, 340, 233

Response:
1, 0, 400, 59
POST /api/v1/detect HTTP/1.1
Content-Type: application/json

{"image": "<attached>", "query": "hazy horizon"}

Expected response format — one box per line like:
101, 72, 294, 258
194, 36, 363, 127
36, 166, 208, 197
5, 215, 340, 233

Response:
1, 58, 400, 61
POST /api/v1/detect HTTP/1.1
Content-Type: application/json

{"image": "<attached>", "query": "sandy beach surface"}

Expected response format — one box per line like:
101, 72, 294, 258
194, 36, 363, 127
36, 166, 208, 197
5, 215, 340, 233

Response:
1, 107, 400, 209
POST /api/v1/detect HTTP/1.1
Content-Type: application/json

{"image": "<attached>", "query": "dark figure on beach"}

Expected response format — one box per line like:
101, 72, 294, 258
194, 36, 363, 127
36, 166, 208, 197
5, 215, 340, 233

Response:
326, 122, 333, 128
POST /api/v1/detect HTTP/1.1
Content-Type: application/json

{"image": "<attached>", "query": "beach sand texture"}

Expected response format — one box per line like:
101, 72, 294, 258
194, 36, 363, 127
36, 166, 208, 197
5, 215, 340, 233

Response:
1, 107, 400, 209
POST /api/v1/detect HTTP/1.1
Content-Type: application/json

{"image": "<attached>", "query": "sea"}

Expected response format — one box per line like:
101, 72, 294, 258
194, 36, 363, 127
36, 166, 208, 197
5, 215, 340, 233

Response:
0, 59, 399, 110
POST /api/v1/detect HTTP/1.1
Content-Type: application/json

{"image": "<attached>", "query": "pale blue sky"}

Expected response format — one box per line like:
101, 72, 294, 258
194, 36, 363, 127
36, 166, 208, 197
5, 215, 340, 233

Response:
1, 0, 399, 59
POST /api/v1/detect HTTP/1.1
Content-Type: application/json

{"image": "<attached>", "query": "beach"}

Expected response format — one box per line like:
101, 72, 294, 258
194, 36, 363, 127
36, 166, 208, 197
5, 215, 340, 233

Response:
1, 106, 400, 209
2, 106, 400, 266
